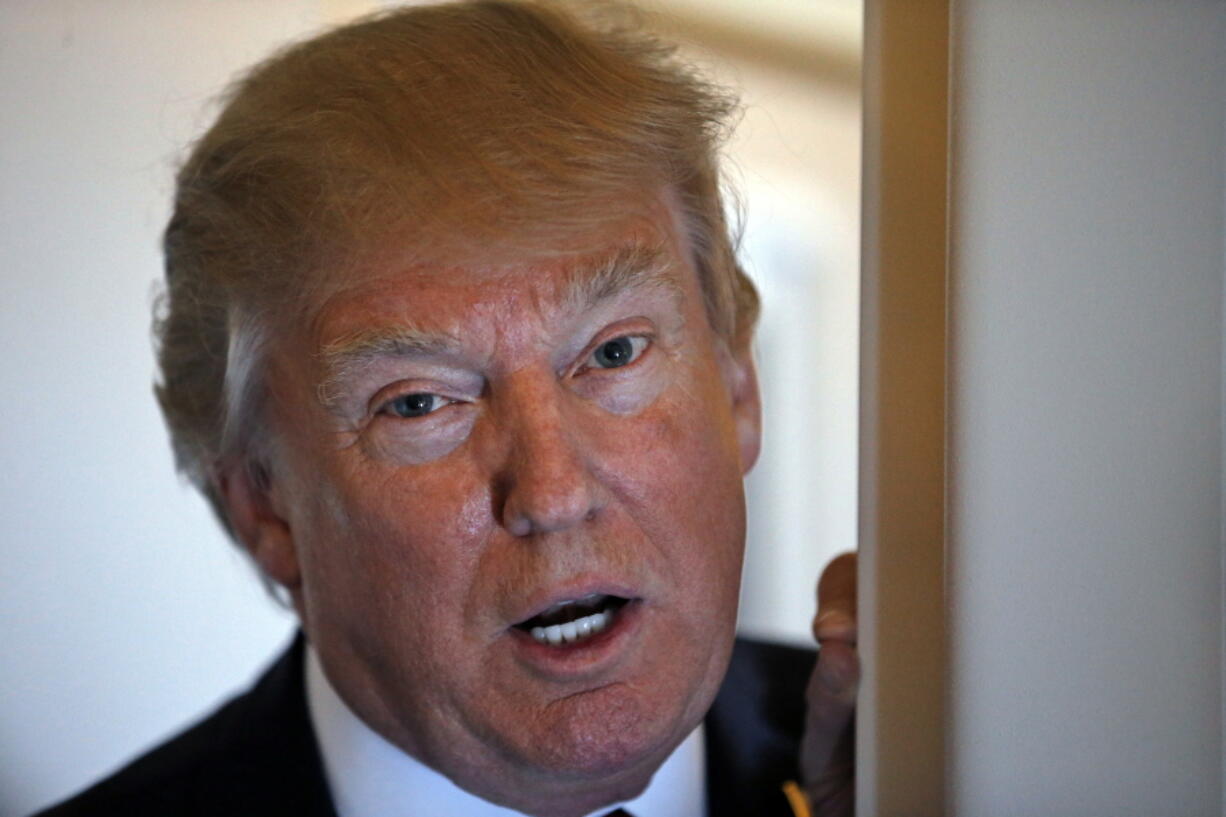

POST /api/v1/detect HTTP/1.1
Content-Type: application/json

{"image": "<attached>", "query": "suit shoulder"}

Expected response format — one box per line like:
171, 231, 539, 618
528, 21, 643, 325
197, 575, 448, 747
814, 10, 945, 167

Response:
727, 637, 817, 685
718, 636, 816, 739
703, 636, 817, 816
30, 636, 334, 817
30, 687, 257, 816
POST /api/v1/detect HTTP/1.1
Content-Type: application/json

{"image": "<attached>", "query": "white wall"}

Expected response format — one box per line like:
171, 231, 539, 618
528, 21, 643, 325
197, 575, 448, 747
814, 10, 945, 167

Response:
0, 4, 331, 815
946, 1, 1224, 814
0, 3, 859, 815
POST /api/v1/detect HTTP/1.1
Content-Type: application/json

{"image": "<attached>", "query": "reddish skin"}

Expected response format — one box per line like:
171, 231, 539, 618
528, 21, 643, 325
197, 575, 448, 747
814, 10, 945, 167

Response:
802, 551, 859, 816
220, 191, 763, 817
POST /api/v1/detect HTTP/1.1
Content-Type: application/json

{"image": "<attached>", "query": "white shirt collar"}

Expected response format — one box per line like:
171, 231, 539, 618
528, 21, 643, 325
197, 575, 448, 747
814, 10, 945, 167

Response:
305, 645, 707, 817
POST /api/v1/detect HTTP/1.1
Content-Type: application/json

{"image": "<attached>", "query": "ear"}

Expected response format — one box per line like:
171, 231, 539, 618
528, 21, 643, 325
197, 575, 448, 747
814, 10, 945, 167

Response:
720, 339, 763, 475
215, 460, 301, 592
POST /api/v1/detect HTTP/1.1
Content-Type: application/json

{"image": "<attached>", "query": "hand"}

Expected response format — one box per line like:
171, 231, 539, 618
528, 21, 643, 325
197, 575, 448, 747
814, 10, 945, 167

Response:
799, 551, 857, 816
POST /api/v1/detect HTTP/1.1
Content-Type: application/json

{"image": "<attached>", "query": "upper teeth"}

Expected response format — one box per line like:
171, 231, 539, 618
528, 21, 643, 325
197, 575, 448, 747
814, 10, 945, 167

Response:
530, 609, 611, 646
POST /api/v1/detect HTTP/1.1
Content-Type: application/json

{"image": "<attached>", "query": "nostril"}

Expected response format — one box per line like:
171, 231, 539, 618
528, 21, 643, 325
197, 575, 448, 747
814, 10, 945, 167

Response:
505, 515, 533, 537
500, 468, 599, 536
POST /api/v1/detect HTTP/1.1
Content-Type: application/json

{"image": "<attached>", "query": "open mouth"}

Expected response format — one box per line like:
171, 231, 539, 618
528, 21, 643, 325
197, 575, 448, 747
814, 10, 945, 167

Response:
513, 594, 630, 647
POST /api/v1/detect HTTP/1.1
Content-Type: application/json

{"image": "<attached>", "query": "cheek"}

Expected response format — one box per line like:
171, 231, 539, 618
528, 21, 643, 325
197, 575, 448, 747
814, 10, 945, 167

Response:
602, 357, 743, 490
292, 457, 496, 642
592, 378, 747, 584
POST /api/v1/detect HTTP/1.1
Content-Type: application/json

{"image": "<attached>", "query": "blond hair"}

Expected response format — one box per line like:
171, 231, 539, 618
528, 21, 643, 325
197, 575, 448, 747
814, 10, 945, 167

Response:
155, 0, 759, 537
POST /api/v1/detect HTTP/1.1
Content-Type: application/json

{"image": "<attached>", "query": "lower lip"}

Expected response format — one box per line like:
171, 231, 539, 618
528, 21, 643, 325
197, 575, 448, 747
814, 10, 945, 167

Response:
508, 600, 643, 678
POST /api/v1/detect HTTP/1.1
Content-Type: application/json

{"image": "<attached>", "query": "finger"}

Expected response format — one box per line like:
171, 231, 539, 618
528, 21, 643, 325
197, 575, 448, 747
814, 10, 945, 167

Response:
817, 551, 857, 615
809, 639, 859, 709
813, 551, 857, 643
801, 640, 858, 784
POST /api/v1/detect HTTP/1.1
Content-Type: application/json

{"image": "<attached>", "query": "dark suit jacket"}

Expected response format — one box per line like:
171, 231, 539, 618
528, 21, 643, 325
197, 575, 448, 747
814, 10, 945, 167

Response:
34, 636, 814, 817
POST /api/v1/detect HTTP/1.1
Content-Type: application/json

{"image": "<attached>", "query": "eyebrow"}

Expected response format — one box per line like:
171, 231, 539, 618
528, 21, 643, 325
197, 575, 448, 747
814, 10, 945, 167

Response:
314, 242, 685, 412
316, 325, 461, 413
562, 242, 684, 315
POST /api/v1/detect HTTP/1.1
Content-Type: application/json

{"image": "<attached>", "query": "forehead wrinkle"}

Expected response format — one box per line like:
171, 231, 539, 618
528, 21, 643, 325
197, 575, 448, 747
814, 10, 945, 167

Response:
316, 325, 462, 414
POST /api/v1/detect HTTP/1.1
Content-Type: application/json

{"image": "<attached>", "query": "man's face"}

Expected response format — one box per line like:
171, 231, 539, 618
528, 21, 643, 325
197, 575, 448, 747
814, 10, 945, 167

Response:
237, 191, 760, 814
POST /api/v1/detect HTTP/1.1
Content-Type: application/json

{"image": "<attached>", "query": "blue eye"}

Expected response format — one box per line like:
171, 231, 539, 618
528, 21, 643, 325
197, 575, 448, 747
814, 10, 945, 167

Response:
385, 393, 446, 418
589, 336, 648, 369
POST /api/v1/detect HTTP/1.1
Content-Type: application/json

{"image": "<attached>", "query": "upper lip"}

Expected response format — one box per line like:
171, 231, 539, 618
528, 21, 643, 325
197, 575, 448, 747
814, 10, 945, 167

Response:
508, 577, 640, 628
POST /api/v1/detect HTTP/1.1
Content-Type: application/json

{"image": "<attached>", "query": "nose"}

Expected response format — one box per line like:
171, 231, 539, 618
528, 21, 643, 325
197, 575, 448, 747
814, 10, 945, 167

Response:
496, 374, 602, 537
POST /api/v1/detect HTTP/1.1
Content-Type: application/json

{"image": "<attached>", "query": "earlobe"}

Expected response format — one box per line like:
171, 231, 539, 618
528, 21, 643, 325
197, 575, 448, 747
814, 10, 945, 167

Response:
722, 342, 762, 475
215, 461, 302, 592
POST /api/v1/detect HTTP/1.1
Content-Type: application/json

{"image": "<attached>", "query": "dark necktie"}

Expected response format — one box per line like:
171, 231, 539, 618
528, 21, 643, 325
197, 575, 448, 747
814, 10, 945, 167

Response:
602, 810, 635, 817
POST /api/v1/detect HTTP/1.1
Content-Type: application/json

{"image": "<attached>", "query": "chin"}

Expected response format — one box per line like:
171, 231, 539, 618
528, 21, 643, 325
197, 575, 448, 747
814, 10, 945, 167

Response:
518, 682, 695, 784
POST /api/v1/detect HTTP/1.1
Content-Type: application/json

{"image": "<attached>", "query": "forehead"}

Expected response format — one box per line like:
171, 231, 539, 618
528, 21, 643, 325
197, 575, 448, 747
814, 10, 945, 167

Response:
305, 192, 700, 349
